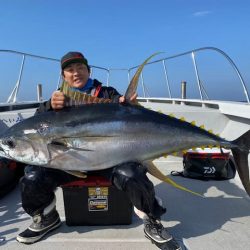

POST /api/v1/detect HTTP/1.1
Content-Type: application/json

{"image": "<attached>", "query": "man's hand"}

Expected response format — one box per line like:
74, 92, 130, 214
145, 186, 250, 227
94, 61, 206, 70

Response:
119, 93, 138, 103
51, 91, 65, 110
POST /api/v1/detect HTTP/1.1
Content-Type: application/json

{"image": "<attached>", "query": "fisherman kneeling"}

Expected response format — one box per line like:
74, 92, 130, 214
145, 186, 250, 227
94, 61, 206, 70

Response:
16, 52, 179, 248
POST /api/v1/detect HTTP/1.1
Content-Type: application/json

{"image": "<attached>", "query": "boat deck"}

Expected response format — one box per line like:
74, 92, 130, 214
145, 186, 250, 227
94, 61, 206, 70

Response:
1, 157, 250, 250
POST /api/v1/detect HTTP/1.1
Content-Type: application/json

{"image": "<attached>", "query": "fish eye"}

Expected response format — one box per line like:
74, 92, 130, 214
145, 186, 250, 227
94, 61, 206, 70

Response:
38, 123, 49, 134
3, 139, 15, 148
38, 127, 46, 134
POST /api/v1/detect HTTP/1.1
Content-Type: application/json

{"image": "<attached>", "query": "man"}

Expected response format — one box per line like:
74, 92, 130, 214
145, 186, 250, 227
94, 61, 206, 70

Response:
16, 52, 173, 246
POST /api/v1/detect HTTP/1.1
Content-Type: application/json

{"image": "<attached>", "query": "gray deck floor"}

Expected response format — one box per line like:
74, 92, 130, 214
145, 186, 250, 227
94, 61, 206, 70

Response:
1, 157, 250, 250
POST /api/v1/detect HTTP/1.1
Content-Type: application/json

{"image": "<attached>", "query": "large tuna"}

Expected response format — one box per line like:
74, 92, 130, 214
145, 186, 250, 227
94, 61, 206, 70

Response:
0, 54, 249, 196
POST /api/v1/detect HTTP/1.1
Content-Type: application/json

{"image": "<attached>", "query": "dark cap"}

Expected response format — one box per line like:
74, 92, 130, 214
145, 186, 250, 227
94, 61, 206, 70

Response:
61, 51, 89, 70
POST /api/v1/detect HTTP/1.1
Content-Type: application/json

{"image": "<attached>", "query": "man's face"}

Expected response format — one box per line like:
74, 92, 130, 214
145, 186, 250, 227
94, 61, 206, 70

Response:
63, 63, 90, 88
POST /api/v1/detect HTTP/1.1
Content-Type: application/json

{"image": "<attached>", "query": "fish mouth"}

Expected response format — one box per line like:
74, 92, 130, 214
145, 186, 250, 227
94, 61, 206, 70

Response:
0, 139, 10, 158
0, 141, 4, 152
0, 145, 8, 158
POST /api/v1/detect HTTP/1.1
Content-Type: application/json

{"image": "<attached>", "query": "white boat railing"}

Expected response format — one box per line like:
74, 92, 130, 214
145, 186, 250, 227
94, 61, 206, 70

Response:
0, 49, 110, 104
0, 50, 60, 103
0, 47, 249, 104
126, 47, 250, 103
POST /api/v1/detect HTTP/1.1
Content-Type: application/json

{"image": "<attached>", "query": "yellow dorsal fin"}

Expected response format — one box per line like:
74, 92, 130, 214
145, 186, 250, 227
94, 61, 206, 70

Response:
208, 129, 213, 134
191, 121, 196, 126
145, 161, 203, 197
60, 81, 112, 106
168, 113, 175, 118
180, 117, 186, 121
199, 125, 205, 129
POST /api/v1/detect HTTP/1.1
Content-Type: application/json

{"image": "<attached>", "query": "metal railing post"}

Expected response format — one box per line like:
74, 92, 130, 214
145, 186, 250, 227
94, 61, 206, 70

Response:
200, 81, 209, 100
37, 84, 43, 101
127, 70, 131, 85
56, 71, 62, 89
90, 67, 93, 78
140, 71, 146, 98
162, 60, 172, 98
191, 52, 203, 100
106, 69, 110, 87
181, 81, 187, 99
7, 55, 26, 103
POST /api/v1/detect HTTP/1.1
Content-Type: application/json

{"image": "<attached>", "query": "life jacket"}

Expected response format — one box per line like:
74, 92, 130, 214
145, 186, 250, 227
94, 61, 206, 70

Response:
90, 84, 102, 97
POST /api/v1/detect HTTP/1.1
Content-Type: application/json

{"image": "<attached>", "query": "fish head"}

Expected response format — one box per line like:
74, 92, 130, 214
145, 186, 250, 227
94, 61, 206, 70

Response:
0, 118, 52, 165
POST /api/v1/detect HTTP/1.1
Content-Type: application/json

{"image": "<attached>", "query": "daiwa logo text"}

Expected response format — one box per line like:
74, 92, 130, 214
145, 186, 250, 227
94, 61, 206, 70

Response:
204, 166, 216, 174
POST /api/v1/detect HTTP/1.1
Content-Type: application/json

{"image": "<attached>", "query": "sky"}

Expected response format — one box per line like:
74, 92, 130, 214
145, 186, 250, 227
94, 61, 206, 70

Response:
0, 0, 250, 102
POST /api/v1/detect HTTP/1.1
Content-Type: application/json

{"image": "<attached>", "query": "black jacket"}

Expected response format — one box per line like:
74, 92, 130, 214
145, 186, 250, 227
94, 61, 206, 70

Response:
36, 79, 121, 113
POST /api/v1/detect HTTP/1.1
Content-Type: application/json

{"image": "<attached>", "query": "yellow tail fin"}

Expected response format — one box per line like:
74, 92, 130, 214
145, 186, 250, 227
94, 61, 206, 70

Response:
144, 161, 204, 197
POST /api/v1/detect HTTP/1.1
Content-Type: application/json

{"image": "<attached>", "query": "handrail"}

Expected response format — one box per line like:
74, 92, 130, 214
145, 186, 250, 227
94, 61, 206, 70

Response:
0, 50, 110, 102
128, 47, 250, 103
0, 47, 249, 103
0, 50, 61, 103
0, 49, 111, 71
0, 49, 60, 62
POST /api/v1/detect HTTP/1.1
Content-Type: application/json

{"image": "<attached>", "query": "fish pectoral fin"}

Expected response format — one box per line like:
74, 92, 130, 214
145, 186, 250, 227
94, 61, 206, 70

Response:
58, 135, 119, 145
49, 139, 93, 152
143, 161, 203, 197
49, 139, 68, 148
48, 141, 68, 153
48, 149, 91, 170
61, 135, 119, 140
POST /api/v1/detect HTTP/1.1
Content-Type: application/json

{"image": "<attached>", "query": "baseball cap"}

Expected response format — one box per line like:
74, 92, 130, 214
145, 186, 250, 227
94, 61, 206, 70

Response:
61, 51, 89, 70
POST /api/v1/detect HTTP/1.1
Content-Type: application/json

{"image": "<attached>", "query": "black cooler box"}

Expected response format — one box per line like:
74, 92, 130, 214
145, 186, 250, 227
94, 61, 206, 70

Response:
62, 175, 133, 226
